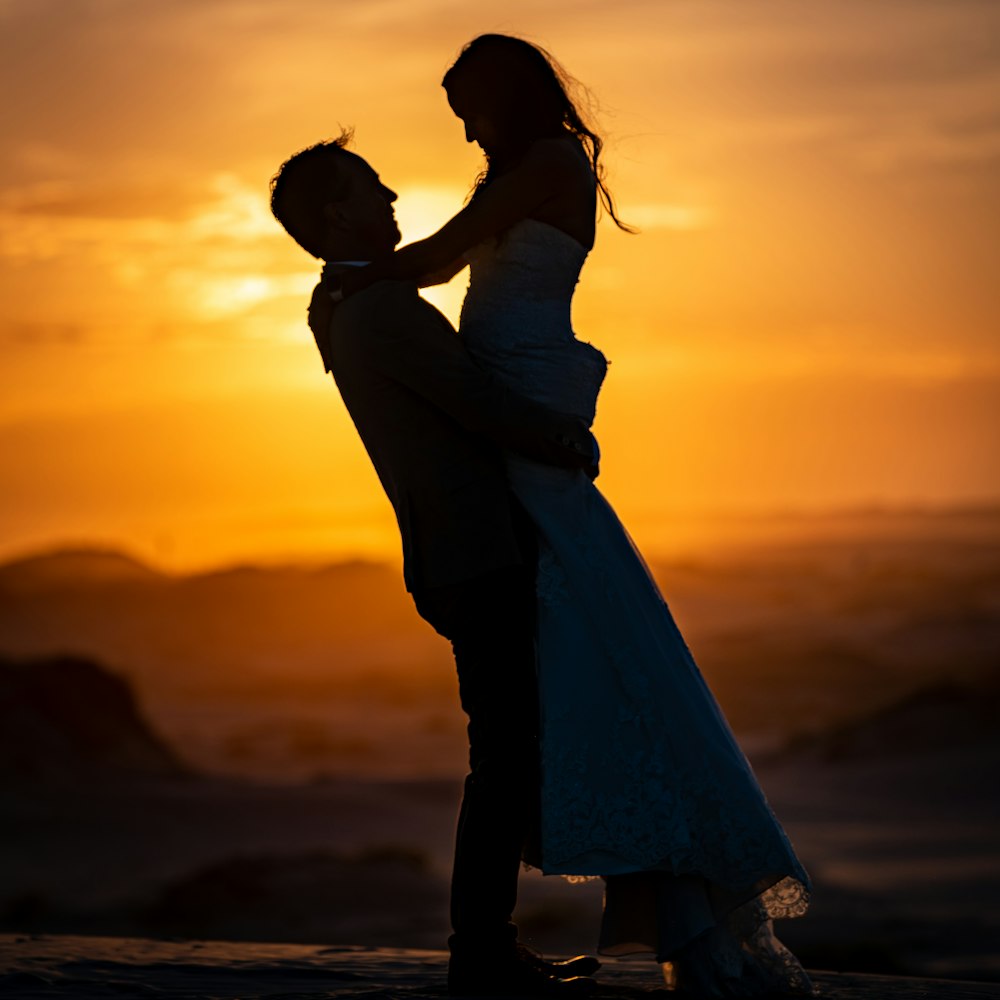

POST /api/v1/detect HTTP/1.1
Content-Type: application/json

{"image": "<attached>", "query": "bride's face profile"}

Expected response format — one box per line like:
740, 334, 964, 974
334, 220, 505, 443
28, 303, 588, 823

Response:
442, 34, 571, 164
446, 80, 502, 155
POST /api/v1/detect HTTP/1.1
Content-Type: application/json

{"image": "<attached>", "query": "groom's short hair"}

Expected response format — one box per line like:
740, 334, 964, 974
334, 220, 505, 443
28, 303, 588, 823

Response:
270, 129, 356, 258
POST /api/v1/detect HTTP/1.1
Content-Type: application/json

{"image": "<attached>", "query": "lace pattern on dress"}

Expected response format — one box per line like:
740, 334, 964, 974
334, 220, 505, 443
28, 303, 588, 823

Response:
667, 906, 817, 996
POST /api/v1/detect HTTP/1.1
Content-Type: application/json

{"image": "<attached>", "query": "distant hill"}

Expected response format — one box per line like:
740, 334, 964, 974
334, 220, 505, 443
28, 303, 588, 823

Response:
0, 547, 164, 593
0, 547, 441, 699
1, 529, 998, 780
771, 670, 1000, 763
0, 655, 190, 782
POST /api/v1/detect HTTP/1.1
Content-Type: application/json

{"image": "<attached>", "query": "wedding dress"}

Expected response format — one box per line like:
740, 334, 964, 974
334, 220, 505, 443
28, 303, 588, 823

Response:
458, 218, 813, 996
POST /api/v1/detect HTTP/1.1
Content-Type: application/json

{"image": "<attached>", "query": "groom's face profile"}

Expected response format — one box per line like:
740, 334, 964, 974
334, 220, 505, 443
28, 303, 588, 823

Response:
331, 153, 401, 257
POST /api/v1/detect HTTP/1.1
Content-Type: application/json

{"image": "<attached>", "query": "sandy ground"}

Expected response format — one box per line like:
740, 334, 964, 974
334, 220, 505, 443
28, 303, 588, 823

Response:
3, 935, 1000, 1000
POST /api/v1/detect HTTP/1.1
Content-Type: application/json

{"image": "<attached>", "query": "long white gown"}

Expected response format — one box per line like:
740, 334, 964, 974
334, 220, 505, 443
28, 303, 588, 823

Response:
459, 218, 813, 996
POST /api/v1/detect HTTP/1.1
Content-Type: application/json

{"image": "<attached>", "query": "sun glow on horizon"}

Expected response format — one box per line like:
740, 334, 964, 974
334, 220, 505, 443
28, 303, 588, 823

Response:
1, 0, 998, 568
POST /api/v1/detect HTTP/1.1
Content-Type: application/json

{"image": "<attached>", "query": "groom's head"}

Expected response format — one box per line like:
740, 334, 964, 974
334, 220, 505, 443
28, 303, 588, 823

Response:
270, 130, 400, 261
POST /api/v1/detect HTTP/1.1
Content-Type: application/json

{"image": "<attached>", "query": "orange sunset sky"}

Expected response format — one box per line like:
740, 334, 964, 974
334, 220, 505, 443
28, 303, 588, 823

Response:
1, 0, 998, 570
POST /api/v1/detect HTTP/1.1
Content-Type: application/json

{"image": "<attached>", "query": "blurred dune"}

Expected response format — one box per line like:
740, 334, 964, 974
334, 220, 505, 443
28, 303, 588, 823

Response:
0, 506, 998, 779
769, 670, 1000, 764
0, 547, 437, 692
0, 654, 189, 783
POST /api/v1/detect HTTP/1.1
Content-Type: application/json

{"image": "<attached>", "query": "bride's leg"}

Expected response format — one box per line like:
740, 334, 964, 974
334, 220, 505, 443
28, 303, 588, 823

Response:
652, 873, 717, 962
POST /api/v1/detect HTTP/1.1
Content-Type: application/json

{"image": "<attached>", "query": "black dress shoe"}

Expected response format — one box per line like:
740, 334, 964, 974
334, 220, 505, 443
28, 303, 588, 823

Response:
448, 951, 597, 996
516, 944, 602, 978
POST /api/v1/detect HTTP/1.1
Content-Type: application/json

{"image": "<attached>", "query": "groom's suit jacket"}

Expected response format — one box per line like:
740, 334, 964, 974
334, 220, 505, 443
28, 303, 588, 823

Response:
323, 279, 588, 593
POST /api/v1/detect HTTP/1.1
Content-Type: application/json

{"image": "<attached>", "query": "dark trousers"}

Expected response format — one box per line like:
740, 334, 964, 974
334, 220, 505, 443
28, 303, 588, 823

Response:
413, 557, 540, 959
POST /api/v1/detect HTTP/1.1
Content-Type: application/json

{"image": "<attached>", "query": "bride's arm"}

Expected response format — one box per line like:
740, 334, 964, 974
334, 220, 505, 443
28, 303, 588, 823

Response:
309, 255, 467, 354
338, 140, 570, 296
417, 257, 467, 288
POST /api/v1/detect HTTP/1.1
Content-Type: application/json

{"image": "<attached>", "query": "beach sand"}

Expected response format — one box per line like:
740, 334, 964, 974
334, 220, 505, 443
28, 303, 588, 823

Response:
3, 935, 1000, 999
0, 935, 1000, 1000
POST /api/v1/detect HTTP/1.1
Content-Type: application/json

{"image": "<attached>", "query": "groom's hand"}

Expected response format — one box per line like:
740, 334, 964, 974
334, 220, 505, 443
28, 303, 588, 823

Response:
307, 280, 335, 373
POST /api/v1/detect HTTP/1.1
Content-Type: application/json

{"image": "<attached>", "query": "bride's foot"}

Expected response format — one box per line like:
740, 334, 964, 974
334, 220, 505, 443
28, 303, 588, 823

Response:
669, 923, 813, 998
670, 929, 759, 997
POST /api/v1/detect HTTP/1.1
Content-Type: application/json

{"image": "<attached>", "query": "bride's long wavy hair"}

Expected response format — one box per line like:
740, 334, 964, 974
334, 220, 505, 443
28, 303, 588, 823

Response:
442, 34, 634, 233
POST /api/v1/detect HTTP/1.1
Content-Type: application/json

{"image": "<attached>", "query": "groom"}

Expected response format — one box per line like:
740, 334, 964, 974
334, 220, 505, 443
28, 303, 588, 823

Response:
270, 135, 597, 996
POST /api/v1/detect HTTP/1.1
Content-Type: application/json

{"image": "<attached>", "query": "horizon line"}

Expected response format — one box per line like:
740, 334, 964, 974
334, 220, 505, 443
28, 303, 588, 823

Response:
2, 496, 999, 577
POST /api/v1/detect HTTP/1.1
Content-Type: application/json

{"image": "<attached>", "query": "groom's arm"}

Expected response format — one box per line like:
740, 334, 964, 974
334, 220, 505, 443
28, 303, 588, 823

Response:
341, 282, 598, 471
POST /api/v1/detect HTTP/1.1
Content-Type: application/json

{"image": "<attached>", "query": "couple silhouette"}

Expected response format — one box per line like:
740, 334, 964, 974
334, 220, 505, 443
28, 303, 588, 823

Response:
271, 33, 813, 999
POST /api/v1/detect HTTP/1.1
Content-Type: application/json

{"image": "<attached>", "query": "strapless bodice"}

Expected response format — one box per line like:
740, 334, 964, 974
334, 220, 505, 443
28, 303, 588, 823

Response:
459, 218, 607, 425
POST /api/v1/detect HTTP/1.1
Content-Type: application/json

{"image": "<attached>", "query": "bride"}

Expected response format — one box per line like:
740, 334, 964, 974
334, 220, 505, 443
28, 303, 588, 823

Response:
316, 33, 813, 997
